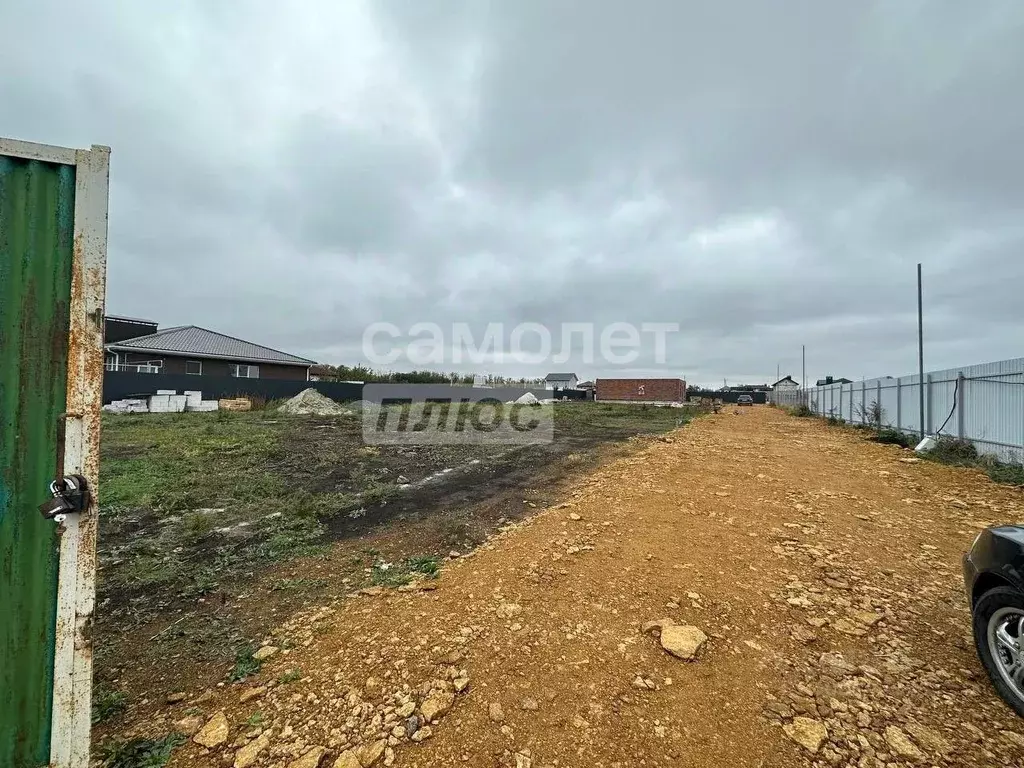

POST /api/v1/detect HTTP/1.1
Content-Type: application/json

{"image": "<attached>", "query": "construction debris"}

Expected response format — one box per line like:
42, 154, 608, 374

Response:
218, 397, 252, 412
512, 392, 540, 405
277, 388, 352, 416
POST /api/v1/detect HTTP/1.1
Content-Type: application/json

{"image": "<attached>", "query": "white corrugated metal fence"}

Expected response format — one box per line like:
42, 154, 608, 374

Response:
771, 357, 1024, 462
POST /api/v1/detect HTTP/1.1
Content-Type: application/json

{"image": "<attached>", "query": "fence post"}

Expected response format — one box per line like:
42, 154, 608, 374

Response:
926, 374, 934, 435
848, 384, 853, 422
957, 372, 965, 440
861, 381, 866, 424
876, 380, 882, 426
896, 378, 902, 431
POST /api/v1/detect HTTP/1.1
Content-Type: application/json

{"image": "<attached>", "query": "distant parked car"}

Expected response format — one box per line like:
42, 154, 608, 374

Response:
737, 394, 754, 406
964, 526, 1024, 716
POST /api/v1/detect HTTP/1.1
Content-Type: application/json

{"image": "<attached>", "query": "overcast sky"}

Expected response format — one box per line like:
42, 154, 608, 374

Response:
3, 1, 1022, 386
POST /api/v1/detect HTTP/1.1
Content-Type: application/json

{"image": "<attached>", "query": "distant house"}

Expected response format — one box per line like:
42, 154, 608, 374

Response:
772, 375, 800, 391
543, 372, 579, 390
577, 380, 595, 391
104, 322, 316, 381
596, 378, 686, 404
815, 376, 853, 386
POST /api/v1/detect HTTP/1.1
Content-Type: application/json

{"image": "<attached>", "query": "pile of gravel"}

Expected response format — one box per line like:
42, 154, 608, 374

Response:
277, 388, 352, 416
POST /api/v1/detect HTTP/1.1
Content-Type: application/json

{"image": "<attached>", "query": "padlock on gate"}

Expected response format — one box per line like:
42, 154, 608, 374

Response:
38, 474, 90, 523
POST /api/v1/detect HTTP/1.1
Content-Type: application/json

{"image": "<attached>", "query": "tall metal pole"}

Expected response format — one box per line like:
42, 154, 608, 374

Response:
802, 345, 806, 405
917, 263, 925, 440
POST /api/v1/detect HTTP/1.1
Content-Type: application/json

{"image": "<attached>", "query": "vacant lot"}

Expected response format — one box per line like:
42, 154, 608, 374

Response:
93, 401, 690, 749
97, 404, 1024, 768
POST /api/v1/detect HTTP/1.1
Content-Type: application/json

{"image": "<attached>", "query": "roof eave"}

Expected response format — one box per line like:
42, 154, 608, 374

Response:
104, 344, 314, 367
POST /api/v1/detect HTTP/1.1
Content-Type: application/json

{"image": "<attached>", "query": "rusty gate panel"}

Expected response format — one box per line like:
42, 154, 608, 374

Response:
1, 138, 109, 768
0, 153, 76, 767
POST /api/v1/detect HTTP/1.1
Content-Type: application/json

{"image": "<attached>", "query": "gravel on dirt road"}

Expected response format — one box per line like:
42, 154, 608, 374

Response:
153, 406, 1024, 768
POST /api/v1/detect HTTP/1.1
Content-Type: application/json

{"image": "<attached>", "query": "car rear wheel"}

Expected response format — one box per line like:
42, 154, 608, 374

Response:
974, 586, 1024, 717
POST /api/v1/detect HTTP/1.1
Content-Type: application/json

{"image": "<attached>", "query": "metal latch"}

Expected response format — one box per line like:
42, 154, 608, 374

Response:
39, 474, 90, 523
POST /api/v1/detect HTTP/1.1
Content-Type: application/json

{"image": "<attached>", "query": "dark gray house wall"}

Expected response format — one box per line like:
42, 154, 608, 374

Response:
115, 352, 307, 380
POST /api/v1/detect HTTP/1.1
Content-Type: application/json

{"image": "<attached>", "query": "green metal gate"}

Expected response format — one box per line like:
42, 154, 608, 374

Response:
0, 139, 109, 768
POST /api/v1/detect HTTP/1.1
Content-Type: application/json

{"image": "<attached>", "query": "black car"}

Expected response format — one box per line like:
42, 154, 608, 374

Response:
737, 394, 754, 406
964, 526, 1024, 716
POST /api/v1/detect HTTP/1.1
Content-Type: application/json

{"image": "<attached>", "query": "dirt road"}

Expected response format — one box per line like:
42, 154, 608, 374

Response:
160, 406, 1024, 768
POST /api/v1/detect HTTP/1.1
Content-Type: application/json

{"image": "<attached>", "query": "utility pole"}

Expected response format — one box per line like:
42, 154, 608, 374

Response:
776, 362, 780, 383
917, 263, 925, 440
801, 345, 806, 405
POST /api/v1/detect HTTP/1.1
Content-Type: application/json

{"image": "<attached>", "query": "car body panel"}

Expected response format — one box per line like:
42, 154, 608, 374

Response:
963, 526, 1024, 604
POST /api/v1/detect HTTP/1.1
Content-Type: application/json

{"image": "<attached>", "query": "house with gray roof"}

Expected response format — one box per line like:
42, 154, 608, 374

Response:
104, 321, 316, 380
543, 372, 579, 390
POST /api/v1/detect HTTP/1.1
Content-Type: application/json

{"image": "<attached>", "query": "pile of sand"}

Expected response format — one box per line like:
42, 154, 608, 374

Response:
277, 388, 352, 416
509, 392, 540, 405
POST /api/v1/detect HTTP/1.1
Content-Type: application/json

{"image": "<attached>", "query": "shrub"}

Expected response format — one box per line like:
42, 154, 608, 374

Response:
871, 428, 915, 448
981, 457, 1024, 487
92, 684, 128, 724
854, 400, 885, 430
97, 733, 185, 768
229, 646, 261, 681
407, 555, 441, 578
926, 436, 979, 466
788, 404, 814, 418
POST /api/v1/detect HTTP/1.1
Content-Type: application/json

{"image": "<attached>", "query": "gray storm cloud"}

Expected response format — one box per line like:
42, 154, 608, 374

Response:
2, 0, 1021, 385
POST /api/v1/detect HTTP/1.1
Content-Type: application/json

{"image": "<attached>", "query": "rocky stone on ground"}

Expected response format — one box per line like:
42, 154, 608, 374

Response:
234, 731, 271, 768
173, 715, 204, 737
238, 685, 266, 703
657, 624, 708, 660
906, 722, 953, 756
420, 691, 456, 723
288, 746, 327, 768
253, 645, 279, 661
411, 726, 433, 743
332, 751, 361, 768
782, 717, 828, 754
193, 711, 229, 748
885, 726, 926, 761
357, 739, 387, 766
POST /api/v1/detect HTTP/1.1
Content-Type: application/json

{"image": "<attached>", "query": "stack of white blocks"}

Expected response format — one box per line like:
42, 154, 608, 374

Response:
149, 390, 187, 413
185, 390, 219, 412
102, 398, 149, 414
103, 389, 220, 414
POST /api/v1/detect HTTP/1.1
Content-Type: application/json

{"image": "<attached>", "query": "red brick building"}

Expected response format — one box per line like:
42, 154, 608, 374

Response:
595, 378, 686, 403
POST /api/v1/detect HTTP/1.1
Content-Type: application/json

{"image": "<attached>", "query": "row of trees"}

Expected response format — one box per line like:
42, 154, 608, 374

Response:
312, 364, 543, 388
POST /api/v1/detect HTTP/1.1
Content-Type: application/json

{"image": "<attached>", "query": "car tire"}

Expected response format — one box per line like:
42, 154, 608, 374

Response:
973, 586, 1024, 717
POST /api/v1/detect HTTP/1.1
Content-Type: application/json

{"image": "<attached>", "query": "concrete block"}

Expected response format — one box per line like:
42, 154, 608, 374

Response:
184, 391, 203, 406
157, 389, 177, 395
186, 401, 220, 412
